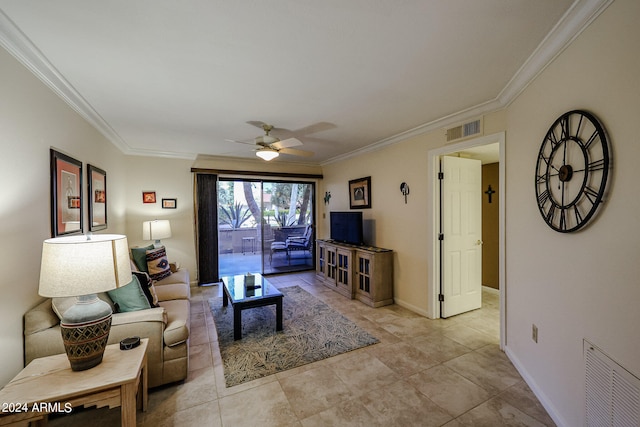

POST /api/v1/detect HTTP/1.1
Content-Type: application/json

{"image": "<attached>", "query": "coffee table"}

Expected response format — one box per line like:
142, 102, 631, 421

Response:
0, 338, 148, 426
221, 274, 284, 340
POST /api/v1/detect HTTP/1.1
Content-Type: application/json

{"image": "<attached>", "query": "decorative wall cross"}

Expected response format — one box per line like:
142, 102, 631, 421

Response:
485, 185, 495, 203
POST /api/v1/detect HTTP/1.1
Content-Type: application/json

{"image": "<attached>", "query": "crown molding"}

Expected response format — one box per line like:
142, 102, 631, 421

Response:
322, 0, 613, 166
0, 10, 133, 154
1, 1, 613, 162
124, 146, 197, 160
321, 98, 503, 166
497, 0, 614, 106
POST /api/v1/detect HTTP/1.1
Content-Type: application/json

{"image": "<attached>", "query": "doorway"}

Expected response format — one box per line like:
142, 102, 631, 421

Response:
217, 179, 315, 277
427, 132, 506, 347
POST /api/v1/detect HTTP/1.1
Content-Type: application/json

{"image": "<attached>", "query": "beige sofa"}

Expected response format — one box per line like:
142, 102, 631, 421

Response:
24, 266, 191, 388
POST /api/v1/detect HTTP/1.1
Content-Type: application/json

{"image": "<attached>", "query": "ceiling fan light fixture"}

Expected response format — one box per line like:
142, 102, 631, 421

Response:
256, 147, 279, 161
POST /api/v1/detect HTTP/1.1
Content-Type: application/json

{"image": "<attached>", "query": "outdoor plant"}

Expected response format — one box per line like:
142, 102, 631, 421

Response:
219, 202, 252, 228
275, 211, 298, 227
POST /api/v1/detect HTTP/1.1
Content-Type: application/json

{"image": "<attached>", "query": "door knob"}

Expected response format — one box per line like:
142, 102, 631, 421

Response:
476, 240, 483, 245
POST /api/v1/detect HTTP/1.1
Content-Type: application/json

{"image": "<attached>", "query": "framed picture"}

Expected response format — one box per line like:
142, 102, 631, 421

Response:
142, 191, 156, 204
88, 164, 107, 231
50, 149, 83, 237
162, 198, 177, 209
349, 176, 371, 209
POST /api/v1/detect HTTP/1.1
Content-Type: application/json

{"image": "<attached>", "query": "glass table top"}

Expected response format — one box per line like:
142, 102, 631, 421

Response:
221, 273, 283, 303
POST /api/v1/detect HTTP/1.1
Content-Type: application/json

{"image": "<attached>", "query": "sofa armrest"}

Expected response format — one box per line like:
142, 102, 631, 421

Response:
112, 307, 166, 326
24, 299, 59, 336
155, 268, 189, 287
155, 283, 190, 302
158, 299, 190, 347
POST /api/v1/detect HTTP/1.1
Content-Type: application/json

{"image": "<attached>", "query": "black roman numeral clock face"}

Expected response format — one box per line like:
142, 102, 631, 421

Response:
535, 110, 611, 233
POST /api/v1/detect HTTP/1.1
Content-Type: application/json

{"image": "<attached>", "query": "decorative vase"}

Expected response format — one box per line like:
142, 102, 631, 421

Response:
60, 294, 112, 371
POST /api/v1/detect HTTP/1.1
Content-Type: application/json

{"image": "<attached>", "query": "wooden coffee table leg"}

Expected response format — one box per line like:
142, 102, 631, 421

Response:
233, 307, 242, 340
276, 297, 283, 331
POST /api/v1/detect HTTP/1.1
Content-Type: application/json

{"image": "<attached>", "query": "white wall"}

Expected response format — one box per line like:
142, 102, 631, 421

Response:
504, 0, 640, 425
320, 111, 506, 315
0, 47, 128, 385
123, 156, 197, 281
0, 47, 200, 387
2, 4, 637, 424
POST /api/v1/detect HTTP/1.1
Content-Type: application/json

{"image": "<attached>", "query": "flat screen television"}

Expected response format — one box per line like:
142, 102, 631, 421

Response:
330, 211, 364, 245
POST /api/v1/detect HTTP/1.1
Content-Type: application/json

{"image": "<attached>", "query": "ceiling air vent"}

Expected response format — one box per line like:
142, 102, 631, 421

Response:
445, 117, 483, 143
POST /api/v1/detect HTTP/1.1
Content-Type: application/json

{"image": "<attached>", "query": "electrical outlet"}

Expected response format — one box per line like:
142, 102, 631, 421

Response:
532, 324, 538, 343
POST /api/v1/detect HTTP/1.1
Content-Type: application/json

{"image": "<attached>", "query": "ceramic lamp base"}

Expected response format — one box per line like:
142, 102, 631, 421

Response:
60, 294, 113, 371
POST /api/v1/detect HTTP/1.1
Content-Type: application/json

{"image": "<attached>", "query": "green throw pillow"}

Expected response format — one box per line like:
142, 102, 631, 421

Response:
130, 244, 155, 272
107, 275, 151, 313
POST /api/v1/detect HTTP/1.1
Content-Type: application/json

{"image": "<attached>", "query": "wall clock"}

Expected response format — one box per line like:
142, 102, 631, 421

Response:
535, 110, 611, 233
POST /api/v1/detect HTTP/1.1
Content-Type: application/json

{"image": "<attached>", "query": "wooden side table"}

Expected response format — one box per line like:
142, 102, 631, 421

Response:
0, 338, 148, 426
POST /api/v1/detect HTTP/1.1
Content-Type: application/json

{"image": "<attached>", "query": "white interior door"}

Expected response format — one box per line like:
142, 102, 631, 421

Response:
441, 156, 482, 318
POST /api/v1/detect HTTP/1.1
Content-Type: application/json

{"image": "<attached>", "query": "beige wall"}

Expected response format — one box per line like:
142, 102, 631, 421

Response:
320, 110, 506, 315
193, 155, 323, 177
0, 48, 129, 386
1, 2, 638, 424
123, 156, 198, 281
505, 0, 640, 424
0, 48, 199, 386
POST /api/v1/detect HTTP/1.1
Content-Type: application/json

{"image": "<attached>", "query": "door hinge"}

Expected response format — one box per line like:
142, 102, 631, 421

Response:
438, 172, 444, 180
438, 294, 445, 302
438, 233, 444, 241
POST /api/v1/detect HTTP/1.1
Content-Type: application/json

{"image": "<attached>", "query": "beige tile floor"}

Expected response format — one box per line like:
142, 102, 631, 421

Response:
50, 272, 555, 426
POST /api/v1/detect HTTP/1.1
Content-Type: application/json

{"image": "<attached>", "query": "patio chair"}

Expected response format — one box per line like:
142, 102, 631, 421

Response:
286, 225, 313, 259
270, 241, 288, 265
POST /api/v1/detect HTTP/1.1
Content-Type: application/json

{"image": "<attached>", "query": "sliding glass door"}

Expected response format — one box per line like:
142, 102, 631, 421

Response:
217, 179, 315, 277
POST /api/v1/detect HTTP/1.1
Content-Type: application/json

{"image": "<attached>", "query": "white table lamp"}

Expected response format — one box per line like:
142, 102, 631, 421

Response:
142, 219, 172, 247
39, 234, 132, 371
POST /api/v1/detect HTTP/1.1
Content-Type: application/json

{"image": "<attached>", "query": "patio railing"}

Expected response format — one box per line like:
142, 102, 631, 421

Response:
218, 225, 308, 254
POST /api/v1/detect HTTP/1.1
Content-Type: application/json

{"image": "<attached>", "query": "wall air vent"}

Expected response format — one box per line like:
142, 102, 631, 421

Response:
584, 340, 640, 426
445, 117, 483, 143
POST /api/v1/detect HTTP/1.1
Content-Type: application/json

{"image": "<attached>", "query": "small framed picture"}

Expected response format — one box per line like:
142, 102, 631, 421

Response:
142, 191, 156, 204
349, 176, 371, 209
162, 198, 177, 209
88, 164, 107, 231
50, 149, 83, 237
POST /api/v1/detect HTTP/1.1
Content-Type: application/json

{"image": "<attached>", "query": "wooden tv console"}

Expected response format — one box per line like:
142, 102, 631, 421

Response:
315, 239, 393, 307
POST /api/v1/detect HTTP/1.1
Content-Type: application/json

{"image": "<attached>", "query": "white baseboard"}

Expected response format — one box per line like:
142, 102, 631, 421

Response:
482, 285, 500, 295
504, 345, 568, 427
393, 297, 430, 318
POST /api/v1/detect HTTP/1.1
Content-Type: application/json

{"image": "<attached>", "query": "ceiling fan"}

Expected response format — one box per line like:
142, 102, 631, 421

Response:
230, 123, 315, 161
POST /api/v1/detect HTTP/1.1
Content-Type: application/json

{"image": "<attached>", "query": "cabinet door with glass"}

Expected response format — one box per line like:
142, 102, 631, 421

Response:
325, 245, 337, 282
316, 241, 326, 279
336, 248, 354, 298
356, 252, 372, 297
354, 249, 394, 307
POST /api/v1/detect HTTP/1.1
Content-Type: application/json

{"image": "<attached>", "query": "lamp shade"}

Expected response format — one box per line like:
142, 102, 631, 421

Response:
39, 234, 132, 298
142, 219, 172, 241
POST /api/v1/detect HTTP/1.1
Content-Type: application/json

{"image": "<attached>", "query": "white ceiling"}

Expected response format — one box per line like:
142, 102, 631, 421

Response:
0, 1, 609, 164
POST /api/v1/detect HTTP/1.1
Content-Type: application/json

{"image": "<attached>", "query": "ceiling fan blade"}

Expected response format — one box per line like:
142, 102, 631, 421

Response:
290, 122, 337, 136
246, 120, 268, 129
279, 147, 314, 157
225, 138, 255, 146
272, 138, 302, 149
